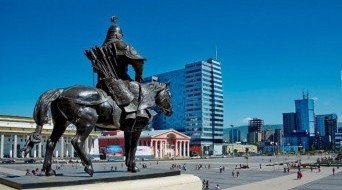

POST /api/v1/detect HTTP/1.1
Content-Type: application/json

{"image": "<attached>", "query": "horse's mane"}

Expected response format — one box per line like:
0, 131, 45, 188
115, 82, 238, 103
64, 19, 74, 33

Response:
143, 81, 167, 92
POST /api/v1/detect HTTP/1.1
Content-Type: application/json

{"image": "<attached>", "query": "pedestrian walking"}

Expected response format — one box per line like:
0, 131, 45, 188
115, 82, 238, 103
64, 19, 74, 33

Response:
259, 163, 262, 169
236, 170, 240, 177
215, 184, 221, 190
333, 167, 335, 175
232, 170, 235, 177
297, 171, 303, 180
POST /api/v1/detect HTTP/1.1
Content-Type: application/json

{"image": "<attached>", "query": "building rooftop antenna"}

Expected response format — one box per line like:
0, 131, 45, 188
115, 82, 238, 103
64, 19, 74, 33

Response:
215, 46, 218, 61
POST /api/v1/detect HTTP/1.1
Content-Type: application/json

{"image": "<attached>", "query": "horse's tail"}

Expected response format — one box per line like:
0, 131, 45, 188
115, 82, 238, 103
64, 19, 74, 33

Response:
21, 89, 63, 155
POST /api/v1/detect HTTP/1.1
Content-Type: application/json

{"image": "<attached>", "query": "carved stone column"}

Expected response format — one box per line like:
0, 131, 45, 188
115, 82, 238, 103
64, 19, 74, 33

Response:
0, 134, 4, 158
13, 135, 17, 158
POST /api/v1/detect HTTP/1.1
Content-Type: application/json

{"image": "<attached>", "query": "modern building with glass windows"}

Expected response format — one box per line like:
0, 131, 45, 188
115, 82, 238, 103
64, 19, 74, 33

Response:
146, 58, 224, 155
185, 58, 224, 155
282, 93, 315, 151
315, 114, 338, 150
283, 112, 296, 135
295, 93, 315, 136
144, 69, 185, 132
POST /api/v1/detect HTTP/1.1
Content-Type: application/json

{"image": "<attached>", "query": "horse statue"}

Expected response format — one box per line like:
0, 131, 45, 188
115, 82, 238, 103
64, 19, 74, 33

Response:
21, 80, 172, 177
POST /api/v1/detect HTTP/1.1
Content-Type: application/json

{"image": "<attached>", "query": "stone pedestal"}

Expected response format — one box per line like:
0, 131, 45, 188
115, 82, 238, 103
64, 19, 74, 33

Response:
39, 174, 200, 190
0, 168, 201, 190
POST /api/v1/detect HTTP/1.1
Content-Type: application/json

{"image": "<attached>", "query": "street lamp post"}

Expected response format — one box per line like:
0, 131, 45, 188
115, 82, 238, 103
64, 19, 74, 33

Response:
272, 128, 275, 156
230, 125, 234, 157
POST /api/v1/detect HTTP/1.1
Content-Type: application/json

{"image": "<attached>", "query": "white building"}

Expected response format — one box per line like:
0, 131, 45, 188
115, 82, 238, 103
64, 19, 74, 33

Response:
0, 115, 100, 159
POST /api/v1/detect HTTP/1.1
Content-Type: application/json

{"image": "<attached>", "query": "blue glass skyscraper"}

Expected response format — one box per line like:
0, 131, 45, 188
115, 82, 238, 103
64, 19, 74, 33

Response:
146, 58, 224, 155
185, 58, 224, 155
145, 69, 185, 132
295, 93, 315, 136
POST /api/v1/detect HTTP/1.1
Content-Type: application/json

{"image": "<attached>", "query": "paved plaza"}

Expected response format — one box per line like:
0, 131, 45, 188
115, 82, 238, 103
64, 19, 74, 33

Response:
0, 155, 341, 189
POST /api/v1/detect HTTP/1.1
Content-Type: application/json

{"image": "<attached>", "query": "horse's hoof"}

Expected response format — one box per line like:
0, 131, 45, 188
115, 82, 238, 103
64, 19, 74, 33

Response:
45, 169, 56, 176
84, 166, 94, 177
127, 166, 139, 173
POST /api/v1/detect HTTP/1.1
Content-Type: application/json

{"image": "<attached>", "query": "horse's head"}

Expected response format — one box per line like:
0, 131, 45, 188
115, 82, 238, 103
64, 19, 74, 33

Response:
154, 83, 173, 116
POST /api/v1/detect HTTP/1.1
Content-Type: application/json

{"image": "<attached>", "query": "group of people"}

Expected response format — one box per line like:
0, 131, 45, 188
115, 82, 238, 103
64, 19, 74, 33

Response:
235, 163, 249, 169
231, 169, 240, 177
25, 168, 44, 176
202, 179, 220, 190
219, 166, 225, 173
169, 163, 187, 171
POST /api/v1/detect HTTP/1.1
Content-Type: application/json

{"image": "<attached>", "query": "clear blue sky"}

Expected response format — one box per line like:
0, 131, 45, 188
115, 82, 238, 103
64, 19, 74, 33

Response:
1, 0, 341, 126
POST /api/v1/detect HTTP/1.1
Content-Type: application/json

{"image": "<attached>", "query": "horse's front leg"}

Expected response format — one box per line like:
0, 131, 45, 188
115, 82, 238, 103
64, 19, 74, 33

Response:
124, 131, 141, 172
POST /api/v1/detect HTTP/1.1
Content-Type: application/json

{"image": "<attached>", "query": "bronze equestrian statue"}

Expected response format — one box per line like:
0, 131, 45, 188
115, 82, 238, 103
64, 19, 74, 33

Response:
21, 81, 171, 176
21, 17, 173, 177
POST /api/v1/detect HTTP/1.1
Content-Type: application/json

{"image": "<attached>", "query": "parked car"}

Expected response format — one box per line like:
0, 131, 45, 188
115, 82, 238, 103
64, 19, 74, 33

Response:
24, 158, 36, 163
69, 159, 80, 163
53, 159, 68, 164
1, 159, 16, 164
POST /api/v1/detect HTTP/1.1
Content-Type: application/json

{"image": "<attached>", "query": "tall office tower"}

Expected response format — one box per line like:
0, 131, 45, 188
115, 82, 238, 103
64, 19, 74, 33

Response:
283, 113, 297, 135
184, 58, 224, 155
315, 114, 338, 150
248, 118, 264, 133
144, 69, 185, 131
247, 118, 264, 144
295, 92, 315, 136
147, 58, 224, 155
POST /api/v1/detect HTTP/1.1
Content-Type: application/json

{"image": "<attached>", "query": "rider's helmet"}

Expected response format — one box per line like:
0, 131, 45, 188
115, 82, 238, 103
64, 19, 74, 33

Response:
103, 16, 123, 44
102, 16, 146, 61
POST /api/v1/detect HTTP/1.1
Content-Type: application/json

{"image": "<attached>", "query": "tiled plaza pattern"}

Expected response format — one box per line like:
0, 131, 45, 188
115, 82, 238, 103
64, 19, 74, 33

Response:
0, 155, 341, 190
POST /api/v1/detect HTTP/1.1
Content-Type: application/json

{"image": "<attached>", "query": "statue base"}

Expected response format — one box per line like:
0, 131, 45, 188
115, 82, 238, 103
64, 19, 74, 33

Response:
0, 169, 201, 190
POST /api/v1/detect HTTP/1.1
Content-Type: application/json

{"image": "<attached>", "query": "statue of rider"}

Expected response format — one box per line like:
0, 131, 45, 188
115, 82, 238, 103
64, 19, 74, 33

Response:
97, 16, 145, 89
95, 16, 153, 121
98, 17, 150, 172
